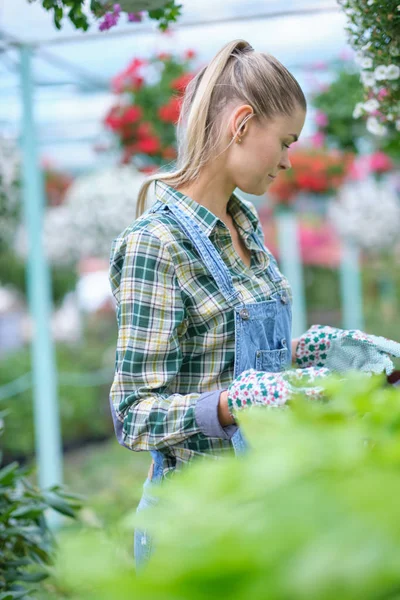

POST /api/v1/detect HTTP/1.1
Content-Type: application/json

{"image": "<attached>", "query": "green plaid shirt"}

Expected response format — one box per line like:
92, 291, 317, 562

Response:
109, 180, 292, 475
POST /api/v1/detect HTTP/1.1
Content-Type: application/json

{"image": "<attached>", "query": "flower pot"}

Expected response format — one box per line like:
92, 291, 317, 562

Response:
98, 0, 168, 10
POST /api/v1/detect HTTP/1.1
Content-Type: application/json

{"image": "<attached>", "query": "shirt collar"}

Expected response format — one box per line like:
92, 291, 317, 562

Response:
154, 180, 259, 239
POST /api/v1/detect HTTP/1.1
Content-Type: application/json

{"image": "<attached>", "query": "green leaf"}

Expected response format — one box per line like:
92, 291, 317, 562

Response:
10, 503, 48, 519
0, 463, 19, 486
41, 492, 77, 518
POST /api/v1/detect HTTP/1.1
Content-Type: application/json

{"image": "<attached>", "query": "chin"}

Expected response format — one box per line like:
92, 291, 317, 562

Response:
237, 180, 267, 196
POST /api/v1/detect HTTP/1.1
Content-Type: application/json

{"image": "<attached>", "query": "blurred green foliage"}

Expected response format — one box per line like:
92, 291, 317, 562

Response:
0, 340, 114, 462
38, 372, 400, 599
312, 67, 400, 161
312, 69, 365, 153
0, 249, 77, 307
0, 410, 83, 599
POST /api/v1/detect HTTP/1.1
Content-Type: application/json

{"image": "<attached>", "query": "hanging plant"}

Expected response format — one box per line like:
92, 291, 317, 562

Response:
337, 0, 400, 136
103, 49, 197, 171
29, 0, 182, 32
268, 148, 354, 208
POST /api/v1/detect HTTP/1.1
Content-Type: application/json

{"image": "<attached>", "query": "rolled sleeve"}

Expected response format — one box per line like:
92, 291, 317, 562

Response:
195, 389, 238, 440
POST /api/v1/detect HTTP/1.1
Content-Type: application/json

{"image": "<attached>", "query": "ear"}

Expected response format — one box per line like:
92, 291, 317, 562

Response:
230, 104, 255, 139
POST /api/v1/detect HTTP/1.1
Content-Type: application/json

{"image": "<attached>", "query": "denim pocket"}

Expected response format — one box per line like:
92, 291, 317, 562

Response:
255, 339, 288, 372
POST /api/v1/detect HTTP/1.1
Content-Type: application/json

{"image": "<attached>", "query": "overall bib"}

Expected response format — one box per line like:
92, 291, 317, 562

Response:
134, 197, 292, 569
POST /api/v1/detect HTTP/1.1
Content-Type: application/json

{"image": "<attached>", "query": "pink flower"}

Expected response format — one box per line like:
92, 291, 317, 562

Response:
128, 12, 143, 22
310, 132, 325, 148
339, 48, 353, 62
368, 151, 393, 174
377, 88, 388, 100
312, 60, 327, 70
315, 111, 328, 127
99, 5, 121, 31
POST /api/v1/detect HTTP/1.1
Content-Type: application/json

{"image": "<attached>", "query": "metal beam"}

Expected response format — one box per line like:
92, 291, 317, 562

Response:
19, 45, 63, 498
3, 5, 340, 48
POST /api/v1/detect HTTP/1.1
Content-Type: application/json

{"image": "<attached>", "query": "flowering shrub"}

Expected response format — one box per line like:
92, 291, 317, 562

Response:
104, 50, 197, 171
22, 165, 147, 266
338, 0, 400, 136
32, 0, 182, 32
311, 68, 365, 153
268, 148, 354, 207
0, 135, 20, 250
329, 177, 400, 252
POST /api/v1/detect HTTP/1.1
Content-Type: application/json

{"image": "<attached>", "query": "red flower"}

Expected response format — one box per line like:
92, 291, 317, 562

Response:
170, 73, 194, 93
162, 145, 177, 159
157, 52, 172, 61
184, 49, 196, 60
136, 122, 154, 138
136, 135, 161, 155
104, 106, 123, 131
158, 97, 182, 123
139, 165, 159, 174
111, 58, 146, 93
125, 58, 146, 75
121, 105, 142, 124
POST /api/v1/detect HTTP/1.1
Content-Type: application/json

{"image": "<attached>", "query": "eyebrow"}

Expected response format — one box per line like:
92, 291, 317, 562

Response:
288, 133, 298, 142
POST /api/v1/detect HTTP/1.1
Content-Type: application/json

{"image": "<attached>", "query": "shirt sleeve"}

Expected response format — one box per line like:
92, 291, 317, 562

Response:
109, 227, 234, 452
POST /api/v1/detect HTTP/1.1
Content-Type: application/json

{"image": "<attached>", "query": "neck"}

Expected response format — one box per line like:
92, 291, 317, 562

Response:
174, 165, 235, 222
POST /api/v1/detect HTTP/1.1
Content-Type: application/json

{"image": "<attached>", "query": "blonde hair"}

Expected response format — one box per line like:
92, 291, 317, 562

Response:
135, 39, 306, 219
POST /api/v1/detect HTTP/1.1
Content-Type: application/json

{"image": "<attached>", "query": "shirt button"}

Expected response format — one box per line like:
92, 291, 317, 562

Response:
240, 308, 250, 320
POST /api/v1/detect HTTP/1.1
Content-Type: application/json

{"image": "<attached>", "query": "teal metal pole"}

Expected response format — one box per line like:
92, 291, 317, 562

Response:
19, 45, 63, 492
339, 242, 364, 330
276, 211, 307, 338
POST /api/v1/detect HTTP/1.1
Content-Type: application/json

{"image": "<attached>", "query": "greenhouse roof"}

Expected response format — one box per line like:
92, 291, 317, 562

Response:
0, 0, 352, 172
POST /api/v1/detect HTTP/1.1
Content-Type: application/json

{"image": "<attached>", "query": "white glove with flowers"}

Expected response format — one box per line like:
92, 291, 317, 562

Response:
227, 366, 331, 415
295, 325, 400, 376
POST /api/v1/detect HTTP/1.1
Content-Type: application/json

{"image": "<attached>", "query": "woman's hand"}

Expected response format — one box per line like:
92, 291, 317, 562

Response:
295, 324, 400, 375
218, 390, 236, 426
291, 338, 300, 364
226, 367, 331, 416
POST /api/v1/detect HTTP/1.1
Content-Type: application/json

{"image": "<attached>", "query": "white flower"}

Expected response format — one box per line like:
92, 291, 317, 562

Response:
360, 70, 375, 87
16, 166, 148, 266
389, 45, 400, 57
362, 41, 372, 52
360, 57, 373, 69
363, 98, 379, 113
366, 116, 388, 136
396, 120, 400, 131
374, 65, 388, 80
387, 113, 394, 121
352, 102, 365, 118
354, 51, 365, 65
386, 64, 400, 80
329, 179, 400, 251
367, 0, 374, 4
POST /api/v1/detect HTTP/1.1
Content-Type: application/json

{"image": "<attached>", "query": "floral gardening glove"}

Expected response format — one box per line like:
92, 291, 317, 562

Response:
227, 366, 331, 415
295, 324, 400, 375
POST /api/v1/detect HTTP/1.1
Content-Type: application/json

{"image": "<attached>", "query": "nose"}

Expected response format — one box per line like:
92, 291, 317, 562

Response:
279, 154, 291, 171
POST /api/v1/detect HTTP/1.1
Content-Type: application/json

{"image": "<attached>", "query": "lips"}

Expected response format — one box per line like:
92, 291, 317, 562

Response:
268, 174, 276, 179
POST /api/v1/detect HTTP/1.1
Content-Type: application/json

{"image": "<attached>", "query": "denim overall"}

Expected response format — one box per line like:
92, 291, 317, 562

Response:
134, 195, 292, 569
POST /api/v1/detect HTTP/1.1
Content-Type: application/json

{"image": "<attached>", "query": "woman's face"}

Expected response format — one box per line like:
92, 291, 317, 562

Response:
226, 103, 306, 196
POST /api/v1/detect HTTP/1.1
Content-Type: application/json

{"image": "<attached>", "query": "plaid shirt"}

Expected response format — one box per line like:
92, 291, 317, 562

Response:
109, 180, 292, 475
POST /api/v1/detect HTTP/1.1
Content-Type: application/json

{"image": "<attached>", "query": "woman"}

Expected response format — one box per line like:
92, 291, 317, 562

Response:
108, 38, 399, 569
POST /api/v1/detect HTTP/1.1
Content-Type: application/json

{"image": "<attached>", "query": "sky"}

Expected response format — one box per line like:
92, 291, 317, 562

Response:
0, 0, 354, 172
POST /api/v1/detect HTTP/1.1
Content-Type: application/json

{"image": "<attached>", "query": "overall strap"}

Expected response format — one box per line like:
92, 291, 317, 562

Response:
149, 200, 243, 308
